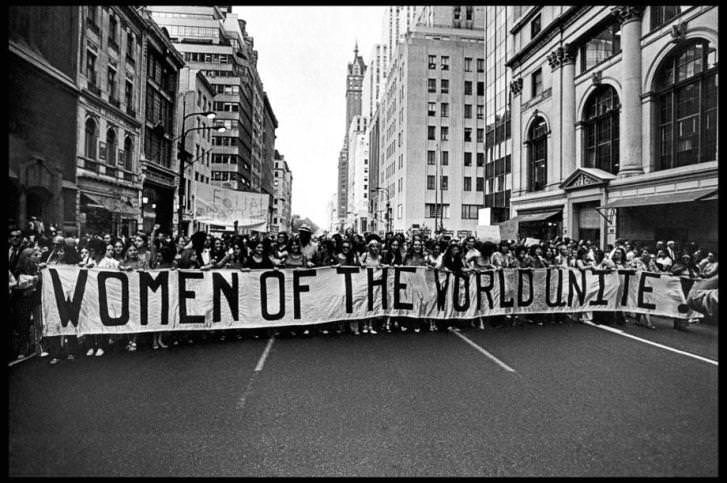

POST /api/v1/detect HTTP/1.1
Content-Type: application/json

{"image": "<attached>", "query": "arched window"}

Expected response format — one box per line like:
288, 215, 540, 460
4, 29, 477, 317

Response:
583, 85, 620, 174
106, 128, 117, 165
85, 118, 97, 159
124, 136, 133, 171
654, 39, 717, 170
528, 117, 548, 191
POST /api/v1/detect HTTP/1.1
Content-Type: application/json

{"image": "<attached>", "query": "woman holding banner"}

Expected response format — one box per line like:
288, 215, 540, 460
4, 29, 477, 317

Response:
358, 240, 383, 335
404, 239, 428, 333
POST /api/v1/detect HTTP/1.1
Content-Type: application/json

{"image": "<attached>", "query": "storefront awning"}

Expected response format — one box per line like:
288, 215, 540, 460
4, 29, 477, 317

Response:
603, 188, 717, 209
81, 192, 137, 216
513, 210, 562, 224
81, 192, 106, 209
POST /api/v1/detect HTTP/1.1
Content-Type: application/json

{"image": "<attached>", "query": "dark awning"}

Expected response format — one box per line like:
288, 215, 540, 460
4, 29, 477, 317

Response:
514, 210, 562, 224
81, 192, 106, 210
603, 188, 717, 209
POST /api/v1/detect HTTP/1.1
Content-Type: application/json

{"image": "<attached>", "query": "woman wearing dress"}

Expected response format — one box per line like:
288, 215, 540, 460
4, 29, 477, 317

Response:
358, 240, 384, 335
403, 238, 428, 333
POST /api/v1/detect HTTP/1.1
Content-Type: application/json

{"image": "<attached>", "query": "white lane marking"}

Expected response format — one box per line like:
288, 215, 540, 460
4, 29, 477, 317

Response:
583, 321, 718, 367
255, 336, 275, 372
238, 336, 275, 410
8, 353, 37, 367
449, 328, 516, 373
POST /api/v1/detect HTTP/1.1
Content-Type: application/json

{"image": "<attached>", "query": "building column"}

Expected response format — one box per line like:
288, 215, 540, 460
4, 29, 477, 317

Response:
561, 45, 577, 177
612, 6, 645, 177
547, 50, 563, 186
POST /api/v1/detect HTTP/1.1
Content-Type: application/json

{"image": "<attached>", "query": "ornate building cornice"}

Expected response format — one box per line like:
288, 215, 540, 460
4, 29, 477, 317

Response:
610, 6, 645, 25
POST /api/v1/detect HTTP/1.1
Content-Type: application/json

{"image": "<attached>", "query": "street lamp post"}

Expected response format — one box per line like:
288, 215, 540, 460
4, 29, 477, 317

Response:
176, 102, 221, 236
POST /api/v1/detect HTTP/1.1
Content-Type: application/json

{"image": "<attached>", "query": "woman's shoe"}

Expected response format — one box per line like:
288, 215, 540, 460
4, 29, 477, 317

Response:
95, 348, 105, 356
49, 357, 61, 365
152, 342, 159, 350
86, 348, 95, 357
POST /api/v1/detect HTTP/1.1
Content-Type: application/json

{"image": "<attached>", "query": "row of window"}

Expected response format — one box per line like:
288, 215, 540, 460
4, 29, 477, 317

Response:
166, 24, 218, 40
524, 40, 717, 193
427, 126, 482, 142
428, 55, 485, 72
427, 79, 485, 96
183, 51, 234, 65
426, 175, 493, 193
83, 118, 134, 170
424, 196, 510, 219
87, 6, 135, 60
427, 102, 484, 119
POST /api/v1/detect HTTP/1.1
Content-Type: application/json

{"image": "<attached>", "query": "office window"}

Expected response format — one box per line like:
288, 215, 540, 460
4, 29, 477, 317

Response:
427, 150, 436, 165
125, 79, 133, 110
464, 152, 472, 166
440, 175, 448, 190
441, 126, 449, 141
462, 204, 481, 219
477, 128, 484, 143
464, 128, 472, 142
427, 175, 435, 190
441, 79, 449, 94
476, 177, 484, 191
651, 6, 682, 30
465, 6, 473, 21
532, 68, 542, 98
477, 58, 484, 72
654, 40, 717, 170
579, 23, 621, 74
428, 126, 436, 140
124, 136, 133, 170
441, 151, 449, 165
477, 81, 484, 96
428, 55, 436, 69
441, 56, 449, 70
528, 116, 548, 191
428, 78, 436, 93
425, 203, 449, 218
464, 57, 472, 72
464, 104, 472, 119
476, 105, 483, 119
109, 15, 118, 46
531, 14, 541, 37
428, 101, 436, 116
583, 85, 620, 174
106, 128, 117, 165
107, 67, 117, 99
463, 176, 472, 191
477, 152, 485, 167
441, 102, 449, 118
84, 118, 97, 158
464, 81, 472, 95
86, 50, 97, 85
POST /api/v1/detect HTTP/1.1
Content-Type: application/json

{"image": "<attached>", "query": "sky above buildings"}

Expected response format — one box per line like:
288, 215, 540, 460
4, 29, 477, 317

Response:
232, 6, 384, 230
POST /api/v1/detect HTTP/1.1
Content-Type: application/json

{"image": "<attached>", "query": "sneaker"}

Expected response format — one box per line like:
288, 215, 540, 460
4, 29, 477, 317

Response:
86, 348, 95, 356
414, 328, 421, 333
66, 354, 75, 361
362, 328, 369, 334
95, 348, 104, 357
49, 357, 61, 365
401, 326, 407, 332
303, 330, 310, 336
40, 350, 49, 358
152, 343, 159, 350
322, 330, 329, 335
173, 340, 179, 346
478, 323, 485, 330
369, 329, 378, 335
16, 354, 25, 360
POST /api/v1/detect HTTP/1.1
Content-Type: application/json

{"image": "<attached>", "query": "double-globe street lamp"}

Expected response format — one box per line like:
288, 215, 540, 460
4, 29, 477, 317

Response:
176, 108, 225, 236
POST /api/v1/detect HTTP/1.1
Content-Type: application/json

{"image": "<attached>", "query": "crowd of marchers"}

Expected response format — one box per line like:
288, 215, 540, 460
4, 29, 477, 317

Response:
8, 219, 719, 366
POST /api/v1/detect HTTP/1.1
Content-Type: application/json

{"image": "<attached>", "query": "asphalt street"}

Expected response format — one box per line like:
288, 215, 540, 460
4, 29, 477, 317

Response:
8, 317, 718, 477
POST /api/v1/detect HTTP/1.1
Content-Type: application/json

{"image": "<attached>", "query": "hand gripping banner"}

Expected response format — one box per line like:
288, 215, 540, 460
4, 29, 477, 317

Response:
41, 266, 698, 336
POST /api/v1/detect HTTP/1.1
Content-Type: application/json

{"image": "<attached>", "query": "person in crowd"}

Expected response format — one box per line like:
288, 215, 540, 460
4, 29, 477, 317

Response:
314, 238, 339, 267
383, 238, 404, 266
298, 225, 318, 262
358, 240, 384, 335
666, 240, 678, 263
42, 235, 67, 265
9, 228, 24, 276
698, 252, 718, 279
671, 253, 697, 279
11, 248, 43, 360
97, 244, 120, 269
654, 248, 673, 272
425, 240, 444, 270
246, 239, 277, 270
133, 234, 151, 267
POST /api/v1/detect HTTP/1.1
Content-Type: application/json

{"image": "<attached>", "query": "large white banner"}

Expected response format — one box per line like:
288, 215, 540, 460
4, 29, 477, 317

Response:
194, 183, 269, 228
41, 266, 697, 336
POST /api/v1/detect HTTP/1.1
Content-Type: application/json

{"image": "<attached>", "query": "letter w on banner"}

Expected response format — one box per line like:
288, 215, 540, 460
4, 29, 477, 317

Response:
41, 266, 697, 336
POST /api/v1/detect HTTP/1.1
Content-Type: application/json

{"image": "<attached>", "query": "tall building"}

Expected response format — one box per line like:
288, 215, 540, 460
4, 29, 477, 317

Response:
327, 193, 338, 234
139, 8, 185, 233
506, 6, 717, 249
262, 93, 278, 226
175, 67, 215, 234
346, 115, 369, 233
272, 150, 292, 234
9, 6, 80, 234
375, 6, 488, 234
149, 6, 275, 196
382, 6, 426, 65
361, 43, 388, 121
337, 44, 366, 230
75, 6, 151, 236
